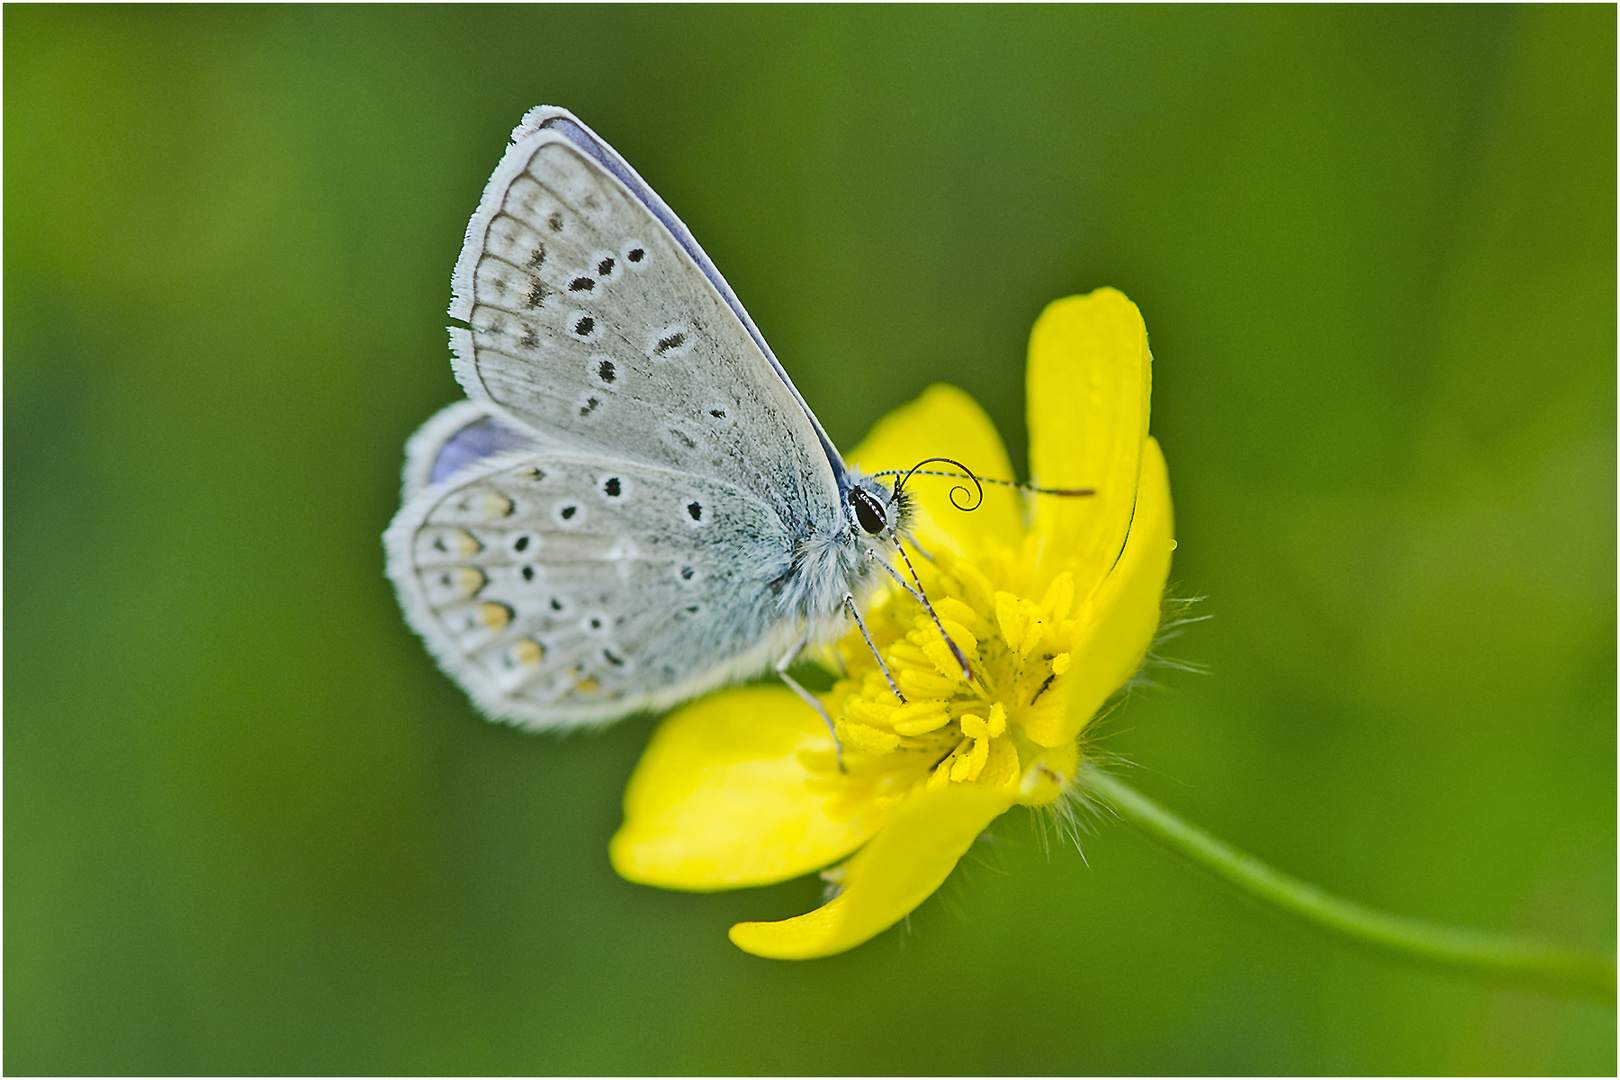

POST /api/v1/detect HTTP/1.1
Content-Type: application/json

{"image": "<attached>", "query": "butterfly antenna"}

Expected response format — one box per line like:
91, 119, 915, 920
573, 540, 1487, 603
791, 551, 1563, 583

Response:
877, 459, 1095, 499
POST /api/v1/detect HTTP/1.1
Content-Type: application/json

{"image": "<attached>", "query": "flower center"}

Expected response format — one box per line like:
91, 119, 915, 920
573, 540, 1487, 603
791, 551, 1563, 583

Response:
810, 550, 1083, 807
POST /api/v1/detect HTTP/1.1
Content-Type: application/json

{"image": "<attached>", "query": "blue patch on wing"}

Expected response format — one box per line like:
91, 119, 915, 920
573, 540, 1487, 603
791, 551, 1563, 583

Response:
432, 414, 536, 484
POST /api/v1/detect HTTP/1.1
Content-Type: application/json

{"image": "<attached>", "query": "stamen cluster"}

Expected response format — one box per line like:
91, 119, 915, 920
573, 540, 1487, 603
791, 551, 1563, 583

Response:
806, 550, 1085, 809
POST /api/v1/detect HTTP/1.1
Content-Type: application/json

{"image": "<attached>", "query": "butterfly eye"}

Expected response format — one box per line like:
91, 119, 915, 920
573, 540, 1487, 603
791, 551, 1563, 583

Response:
851, 488, 887, 535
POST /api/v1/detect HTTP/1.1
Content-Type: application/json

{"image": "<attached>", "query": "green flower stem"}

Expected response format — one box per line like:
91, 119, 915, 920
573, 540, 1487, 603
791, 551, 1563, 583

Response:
1084, 768, 1616, 1004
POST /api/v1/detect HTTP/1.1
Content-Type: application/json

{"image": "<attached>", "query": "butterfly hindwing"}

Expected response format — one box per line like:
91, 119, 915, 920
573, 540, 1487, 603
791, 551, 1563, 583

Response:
385, 448, 803, 729
399, 399, 548, 500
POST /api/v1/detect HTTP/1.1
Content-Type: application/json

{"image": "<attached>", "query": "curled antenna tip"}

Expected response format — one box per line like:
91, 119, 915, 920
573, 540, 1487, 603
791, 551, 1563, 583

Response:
895, 456, 984, 512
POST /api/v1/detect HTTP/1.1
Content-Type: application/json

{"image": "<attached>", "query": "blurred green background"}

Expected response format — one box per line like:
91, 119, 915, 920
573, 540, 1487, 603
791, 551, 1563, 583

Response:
7, 5, 1614, 1074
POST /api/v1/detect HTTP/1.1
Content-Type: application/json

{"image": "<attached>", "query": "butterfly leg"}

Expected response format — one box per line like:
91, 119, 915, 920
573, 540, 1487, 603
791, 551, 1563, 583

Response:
774, 641, 846, 770
843, 594, 905, 705
874, 548, 973, 682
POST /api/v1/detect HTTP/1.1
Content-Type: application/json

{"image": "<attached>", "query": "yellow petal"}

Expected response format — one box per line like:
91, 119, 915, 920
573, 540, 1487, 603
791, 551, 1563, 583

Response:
727, 784, 1016, 960
845, 383, 1023, 557
1022, 437, 1175, 747
1026, 289, 1152, 596
610, 686, 889, 890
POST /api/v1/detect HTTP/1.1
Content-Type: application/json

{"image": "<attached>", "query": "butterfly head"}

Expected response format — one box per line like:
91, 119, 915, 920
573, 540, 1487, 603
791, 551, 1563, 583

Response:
844, 471, 913, 555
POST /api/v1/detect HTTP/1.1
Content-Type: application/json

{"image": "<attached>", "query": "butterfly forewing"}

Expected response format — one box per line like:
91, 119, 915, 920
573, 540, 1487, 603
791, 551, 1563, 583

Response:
387, 450, 802, 729
450, 131, 838, 535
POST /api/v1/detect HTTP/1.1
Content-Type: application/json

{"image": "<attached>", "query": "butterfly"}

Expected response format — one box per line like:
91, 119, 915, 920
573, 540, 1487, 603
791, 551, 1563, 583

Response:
384, 106, 928, 733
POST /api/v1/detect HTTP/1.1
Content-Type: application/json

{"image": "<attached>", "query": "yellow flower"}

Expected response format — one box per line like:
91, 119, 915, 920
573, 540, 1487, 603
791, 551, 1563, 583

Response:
609, 288, 1175, 959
